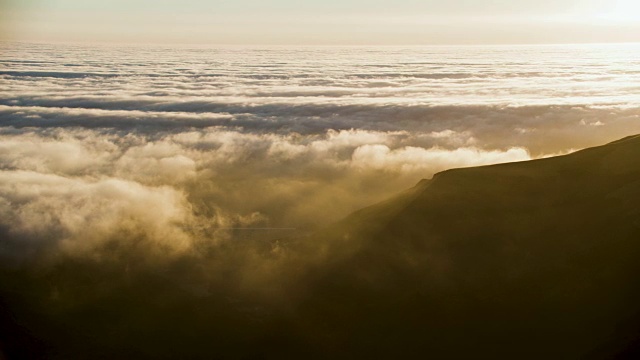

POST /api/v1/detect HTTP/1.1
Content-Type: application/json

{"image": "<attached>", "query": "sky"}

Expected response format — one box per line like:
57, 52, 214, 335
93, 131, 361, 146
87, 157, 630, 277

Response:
2, 0, 640, 45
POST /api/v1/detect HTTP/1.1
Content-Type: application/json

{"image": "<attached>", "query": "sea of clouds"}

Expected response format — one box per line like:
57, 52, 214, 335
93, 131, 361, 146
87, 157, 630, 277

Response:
1, 42, 640, 261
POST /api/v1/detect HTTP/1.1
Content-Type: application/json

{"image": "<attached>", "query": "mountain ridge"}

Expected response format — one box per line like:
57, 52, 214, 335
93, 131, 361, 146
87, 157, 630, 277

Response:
300, 134, 640, 358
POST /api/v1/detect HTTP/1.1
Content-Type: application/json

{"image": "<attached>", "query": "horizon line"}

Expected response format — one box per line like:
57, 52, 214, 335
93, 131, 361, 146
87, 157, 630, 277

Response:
3, 39, 640, 48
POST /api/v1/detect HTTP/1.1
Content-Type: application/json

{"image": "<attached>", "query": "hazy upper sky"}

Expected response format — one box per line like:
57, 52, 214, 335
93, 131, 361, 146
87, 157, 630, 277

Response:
2, 0, 640, 44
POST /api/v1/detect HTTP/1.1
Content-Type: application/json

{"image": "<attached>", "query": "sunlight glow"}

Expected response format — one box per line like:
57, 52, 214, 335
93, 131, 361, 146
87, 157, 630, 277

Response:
592, 0, 640, 23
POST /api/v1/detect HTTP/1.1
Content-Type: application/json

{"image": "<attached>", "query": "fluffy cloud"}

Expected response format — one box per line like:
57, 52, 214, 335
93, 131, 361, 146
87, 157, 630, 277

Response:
351, 145, 530, 173
0, 171, 194, 258
0, 126, 538, 257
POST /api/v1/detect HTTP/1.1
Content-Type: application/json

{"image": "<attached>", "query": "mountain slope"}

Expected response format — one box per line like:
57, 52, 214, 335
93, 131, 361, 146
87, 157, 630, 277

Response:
297, 134, 640, 359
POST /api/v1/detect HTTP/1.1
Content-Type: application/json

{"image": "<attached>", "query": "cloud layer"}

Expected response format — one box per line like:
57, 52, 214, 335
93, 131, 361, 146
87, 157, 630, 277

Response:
1, 42, 640, 260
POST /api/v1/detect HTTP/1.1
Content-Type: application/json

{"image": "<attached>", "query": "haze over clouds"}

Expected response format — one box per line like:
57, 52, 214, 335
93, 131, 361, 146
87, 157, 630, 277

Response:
2, 0, 640, 44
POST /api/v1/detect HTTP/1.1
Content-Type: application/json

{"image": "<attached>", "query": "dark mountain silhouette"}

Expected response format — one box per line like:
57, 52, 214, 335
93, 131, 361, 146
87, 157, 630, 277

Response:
1, 135, 640, 359
298, 134, 640, 358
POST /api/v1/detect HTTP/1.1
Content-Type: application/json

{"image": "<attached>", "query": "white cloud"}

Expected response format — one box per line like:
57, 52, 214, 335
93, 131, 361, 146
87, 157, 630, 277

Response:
0, 171, 194, 256
351, 145, 530, 173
